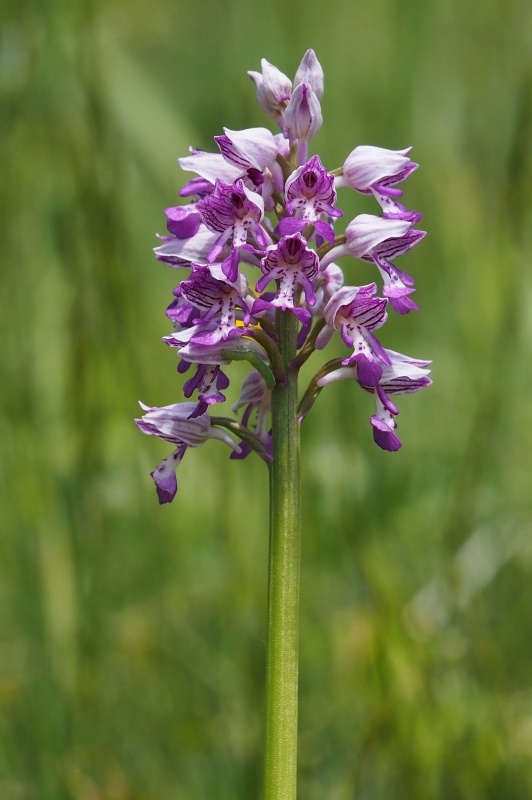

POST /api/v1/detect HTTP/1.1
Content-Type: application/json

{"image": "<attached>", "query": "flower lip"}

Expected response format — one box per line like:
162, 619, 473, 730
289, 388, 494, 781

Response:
178, 149, 243, 185
215, 127, 279, 172
150, 447, 185, 504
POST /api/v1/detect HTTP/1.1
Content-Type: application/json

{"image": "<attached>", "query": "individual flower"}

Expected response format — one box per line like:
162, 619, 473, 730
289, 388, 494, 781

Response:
369, 350, 432, 450
174, 266, 251, 346
135, 401, 242, 503
196, 178, 268, 280
320, 214, 425, 314
334, 145, 421, 223
317, 349, 431, 451
215, 127, 286, 206
179, 130, 286, 211
346, 215, 425, 314
280, 155, 342, 242
316, 284, 389, 386
252, 233, 318, 325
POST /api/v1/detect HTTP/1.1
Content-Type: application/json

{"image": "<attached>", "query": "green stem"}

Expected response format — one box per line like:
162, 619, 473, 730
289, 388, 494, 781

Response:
316, 234, 345, 260
264, 309, 301, 800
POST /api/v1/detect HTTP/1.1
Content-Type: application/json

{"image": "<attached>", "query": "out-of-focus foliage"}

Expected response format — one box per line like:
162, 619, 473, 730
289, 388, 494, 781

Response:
1, 0, 532, 797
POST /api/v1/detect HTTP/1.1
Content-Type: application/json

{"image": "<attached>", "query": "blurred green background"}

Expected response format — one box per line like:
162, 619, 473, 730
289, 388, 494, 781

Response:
2, 0, 532, 797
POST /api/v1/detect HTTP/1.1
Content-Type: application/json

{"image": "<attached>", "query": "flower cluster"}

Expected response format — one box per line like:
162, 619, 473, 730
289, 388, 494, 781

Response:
136, 50, 431, 503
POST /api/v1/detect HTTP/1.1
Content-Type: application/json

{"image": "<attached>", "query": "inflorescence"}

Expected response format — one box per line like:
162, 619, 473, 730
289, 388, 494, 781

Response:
135, 50, 432, 503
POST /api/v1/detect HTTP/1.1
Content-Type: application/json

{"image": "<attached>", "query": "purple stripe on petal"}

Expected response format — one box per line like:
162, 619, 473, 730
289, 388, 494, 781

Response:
215, 135, 250, 170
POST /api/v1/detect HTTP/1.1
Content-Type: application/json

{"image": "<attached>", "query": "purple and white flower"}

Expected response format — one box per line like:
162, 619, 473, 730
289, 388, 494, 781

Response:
316, 284, 389, 386
197, 178, 269, 280
135, 401, 242, 502
317, 349, 431, 451
173, 266, 251, 346
321, 214, 425, 314
280, 155, 342, 242
252, 233, 319, 325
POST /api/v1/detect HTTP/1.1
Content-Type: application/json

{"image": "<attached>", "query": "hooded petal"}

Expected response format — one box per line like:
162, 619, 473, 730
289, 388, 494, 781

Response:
284, 83, 322, 163
216, 127, 279, 172
154, 225, 219, 267
135, 402, 211, 445
178, 150, 243, 184
293, 49, 324, 101
345, 215, 413, 258
338, 145, 418, 193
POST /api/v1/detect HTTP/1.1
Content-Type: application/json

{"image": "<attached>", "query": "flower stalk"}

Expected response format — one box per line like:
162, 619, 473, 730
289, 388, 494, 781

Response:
264, 310, 301, 800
